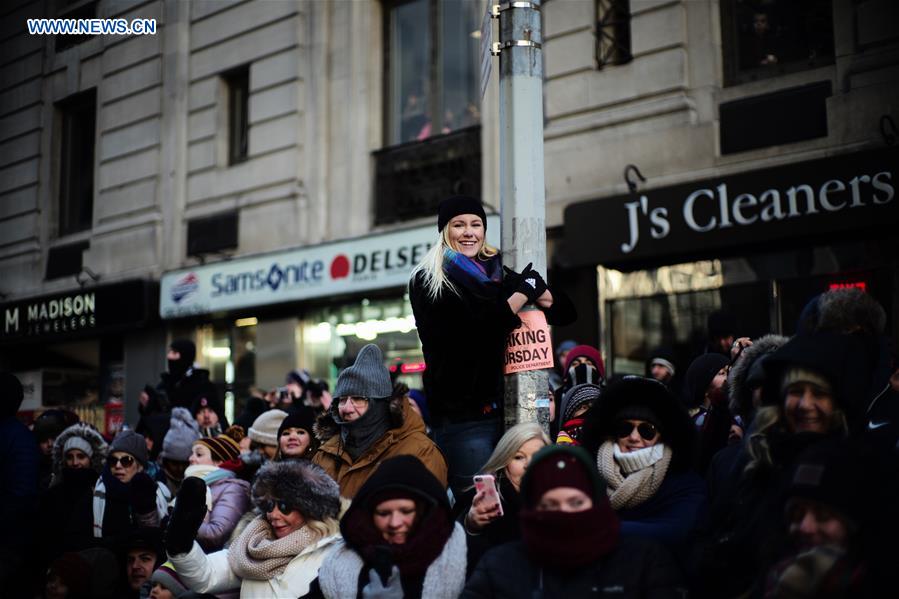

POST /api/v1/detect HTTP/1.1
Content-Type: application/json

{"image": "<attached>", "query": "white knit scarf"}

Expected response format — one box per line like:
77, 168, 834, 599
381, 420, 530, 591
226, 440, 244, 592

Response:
227, 516, 317, 580
596, 440, 672, 510
316, 522, 468, 599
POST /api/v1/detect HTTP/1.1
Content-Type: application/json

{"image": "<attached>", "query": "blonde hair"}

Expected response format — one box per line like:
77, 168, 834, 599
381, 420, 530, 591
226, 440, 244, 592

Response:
476, 422, 550, 485
410, 224, 499, 302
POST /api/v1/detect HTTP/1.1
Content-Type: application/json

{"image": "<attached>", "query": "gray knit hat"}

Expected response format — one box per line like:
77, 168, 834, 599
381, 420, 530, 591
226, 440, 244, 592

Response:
63, 435, 94, 458
333, 344, 392, 399
110, 430, 149, 466
248, 409, 288, 447
160, 408, 201, 461
252, 459, 341, 522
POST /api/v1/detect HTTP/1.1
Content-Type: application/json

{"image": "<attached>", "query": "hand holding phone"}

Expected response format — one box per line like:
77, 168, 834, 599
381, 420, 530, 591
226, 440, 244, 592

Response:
467, 474, 504, 532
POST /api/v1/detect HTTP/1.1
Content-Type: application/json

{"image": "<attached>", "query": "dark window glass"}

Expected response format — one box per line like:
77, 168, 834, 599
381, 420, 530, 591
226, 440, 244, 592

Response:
596, 0, 632, 68
722, 0, 834, 86
385, 0, 480, 146
225, 66, 249, 164
57, 89, 96, 237
54, 0, 98, 52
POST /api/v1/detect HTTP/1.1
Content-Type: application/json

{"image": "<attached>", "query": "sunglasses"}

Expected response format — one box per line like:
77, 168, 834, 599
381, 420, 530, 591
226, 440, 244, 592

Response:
107, 455, 136, 468
337, 396, 369, 408
257, 498, 297, 515
614, 421, 659, 441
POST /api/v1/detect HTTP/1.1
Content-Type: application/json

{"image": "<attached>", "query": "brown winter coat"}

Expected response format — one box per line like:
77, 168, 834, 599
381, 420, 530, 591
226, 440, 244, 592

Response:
313, 397, 448, 498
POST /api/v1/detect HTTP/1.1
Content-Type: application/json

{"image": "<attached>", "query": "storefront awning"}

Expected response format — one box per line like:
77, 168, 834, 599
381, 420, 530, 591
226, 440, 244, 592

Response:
562, 148, 899, 270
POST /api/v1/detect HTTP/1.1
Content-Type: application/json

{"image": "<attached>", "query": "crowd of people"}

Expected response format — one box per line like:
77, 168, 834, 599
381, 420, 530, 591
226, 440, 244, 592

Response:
1, 195, 897, 598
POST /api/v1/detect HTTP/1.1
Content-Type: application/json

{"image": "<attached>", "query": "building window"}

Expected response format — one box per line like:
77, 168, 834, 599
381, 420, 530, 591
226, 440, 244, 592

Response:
595, 0, 632, 68
54, 0, 98, 52
384, 0, 481, 146
721, 0, 834, 86
57, 89, 96, 237
224, 66, 249, 164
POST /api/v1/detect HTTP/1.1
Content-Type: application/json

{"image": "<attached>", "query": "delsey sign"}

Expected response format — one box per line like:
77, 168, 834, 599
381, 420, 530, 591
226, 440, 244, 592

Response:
0, 280, 156, 342
564, 149, 899, 268
160, 217, 500, 318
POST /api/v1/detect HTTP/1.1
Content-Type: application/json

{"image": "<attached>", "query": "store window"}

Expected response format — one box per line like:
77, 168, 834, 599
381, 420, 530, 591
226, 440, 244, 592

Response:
384, 0, 481, 146
300, 295, 424, 391
595, 0, 632, 68
721, 0, 834, 86
57, 88, 96, 237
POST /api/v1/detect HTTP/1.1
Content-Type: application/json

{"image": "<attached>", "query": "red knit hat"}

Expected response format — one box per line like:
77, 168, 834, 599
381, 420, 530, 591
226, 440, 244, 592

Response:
523, 449, 595, 507
196, 426, 243, 463
564, 345, 605, 380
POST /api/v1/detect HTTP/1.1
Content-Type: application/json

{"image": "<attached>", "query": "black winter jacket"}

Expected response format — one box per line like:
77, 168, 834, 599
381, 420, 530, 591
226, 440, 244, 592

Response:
410, 271, 576, 425
461, 536, 683, 599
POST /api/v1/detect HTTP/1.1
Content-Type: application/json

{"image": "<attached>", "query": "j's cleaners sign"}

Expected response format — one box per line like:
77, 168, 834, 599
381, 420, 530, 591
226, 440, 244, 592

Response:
160, 217, 500, 318
564, 149, 899, 267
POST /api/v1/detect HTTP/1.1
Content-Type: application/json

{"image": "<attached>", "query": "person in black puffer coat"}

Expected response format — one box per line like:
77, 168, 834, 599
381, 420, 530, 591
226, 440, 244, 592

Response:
461, 444, 684, 598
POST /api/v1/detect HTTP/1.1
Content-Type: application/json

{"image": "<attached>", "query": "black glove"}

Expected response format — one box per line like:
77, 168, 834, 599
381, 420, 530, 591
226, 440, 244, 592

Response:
502, 263, 527, 297
129, 471, 159, 514
165, 477, 208, 556
516, 264, 548, 303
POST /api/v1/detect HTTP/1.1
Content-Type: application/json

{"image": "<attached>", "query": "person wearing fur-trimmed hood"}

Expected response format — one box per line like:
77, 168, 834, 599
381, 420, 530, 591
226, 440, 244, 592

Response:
312, 455, 467, 599
165, 459, 343, 598
37, 423, 109, 571
581, 376, 707, 559
312, 344, 447, 498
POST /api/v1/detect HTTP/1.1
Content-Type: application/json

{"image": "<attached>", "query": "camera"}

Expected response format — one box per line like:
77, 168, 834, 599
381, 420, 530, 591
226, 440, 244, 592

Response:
306, 378, 328, 397
276, 386, 290, 400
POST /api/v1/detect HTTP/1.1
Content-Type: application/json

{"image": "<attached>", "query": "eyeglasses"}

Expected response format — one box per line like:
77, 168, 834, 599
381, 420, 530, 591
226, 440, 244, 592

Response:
257, 498, 297, 515
337, 396, 369, 408
107, 455, 136, 468
614, 421, 659, 441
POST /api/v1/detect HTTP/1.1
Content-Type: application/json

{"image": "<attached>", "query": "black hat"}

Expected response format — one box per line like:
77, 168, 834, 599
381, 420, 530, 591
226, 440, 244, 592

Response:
683, 353, 729, 409
120, 527, 164, 564
520, 444, 607, 508
787, 439, 867, 528
352, 454, 448, 514
437, 195, 487, 232
761, 331, 872, 425
582, 375, 694, 471
169, 339, 196, 364
0, 371, 24, 416
277, 405, 317, 438
34, 409, 79, 442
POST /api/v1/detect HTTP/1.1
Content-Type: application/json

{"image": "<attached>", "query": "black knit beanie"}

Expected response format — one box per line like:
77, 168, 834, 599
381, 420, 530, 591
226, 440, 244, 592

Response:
437, 195, 487, 232
683, 353, 729, 408
277, 406, 317, 438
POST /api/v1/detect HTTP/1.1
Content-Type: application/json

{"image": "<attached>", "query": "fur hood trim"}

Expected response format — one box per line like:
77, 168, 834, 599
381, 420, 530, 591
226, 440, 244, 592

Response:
314, 393, 406, 443
51, 422, 108, 481
728, 334, 789, 417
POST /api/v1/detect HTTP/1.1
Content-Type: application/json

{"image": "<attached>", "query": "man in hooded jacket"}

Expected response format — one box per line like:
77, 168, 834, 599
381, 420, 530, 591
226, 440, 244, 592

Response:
312, 344, 447, 498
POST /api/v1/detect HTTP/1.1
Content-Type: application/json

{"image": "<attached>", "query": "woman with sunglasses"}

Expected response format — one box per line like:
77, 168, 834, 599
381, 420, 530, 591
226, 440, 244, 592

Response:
581, 376, 706, 561
81, 430, 171, 541
165, 459, 343, 598
314, 455, 467, 598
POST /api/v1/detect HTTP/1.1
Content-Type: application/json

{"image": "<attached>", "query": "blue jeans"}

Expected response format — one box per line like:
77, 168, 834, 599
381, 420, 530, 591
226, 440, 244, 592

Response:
433, 418, 502, 499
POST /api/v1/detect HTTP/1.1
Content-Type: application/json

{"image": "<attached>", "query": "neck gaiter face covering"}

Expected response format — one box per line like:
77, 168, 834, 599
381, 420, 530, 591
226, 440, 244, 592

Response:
519, 500, 620, 571
337, 399, 392, 461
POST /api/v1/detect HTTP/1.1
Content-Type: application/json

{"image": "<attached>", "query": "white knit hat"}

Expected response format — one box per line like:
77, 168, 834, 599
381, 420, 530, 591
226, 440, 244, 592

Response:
248, 409, 288, 447
63, 435, 93, 458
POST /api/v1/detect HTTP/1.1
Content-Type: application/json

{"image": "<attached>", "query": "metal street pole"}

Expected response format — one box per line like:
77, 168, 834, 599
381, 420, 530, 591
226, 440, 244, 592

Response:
493, 1, 550, 434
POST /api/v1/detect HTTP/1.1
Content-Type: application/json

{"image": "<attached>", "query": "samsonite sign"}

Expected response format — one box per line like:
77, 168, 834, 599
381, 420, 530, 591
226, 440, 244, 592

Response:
563, 149, 899, 268
160, 217, 500, 318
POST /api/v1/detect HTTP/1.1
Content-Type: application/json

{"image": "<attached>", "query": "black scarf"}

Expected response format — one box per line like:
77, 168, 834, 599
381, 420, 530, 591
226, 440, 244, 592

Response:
336, 400, 392, 461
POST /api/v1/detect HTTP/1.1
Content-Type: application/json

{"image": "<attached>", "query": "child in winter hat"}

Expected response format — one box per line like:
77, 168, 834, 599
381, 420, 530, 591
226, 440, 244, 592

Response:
149, 562, 190, 598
